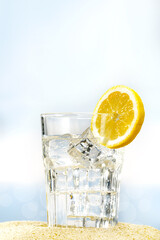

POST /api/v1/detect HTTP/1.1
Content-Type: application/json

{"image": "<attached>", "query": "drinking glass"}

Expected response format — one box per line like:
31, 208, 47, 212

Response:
41, 113, 124, 228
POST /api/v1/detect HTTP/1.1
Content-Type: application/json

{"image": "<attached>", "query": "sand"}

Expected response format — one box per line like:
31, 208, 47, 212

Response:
0, 221, 159, 240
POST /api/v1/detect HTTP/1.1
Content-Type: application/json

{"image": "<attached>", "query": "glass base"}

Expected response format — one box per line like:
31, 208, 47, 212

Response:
47, 193, 118, 228
46, 167, 120, 228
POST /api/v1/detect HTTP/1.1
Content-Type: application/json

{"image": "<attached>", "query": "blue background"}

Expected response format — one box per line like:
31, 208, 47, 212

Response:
0, 0, 160, 230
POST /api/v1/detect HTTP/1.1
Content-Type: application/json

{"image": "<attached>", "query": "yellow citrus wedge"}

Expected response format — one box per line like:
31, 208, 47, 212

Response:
91, 85, 145, 148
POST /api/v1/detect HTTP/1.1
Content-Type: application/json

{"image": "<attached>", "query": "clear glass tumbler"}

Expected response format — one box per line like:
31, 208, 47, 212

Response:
41, 113, 124, 228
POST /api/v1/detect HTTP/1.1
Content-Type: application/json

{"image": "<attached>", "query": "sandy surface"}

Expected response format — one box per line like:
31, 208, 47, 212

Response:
0, 221, 159, 240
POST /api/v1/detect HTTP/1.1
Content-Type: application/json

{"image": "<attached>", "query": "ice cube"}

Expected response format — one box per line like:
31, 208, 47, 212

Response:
68, 127, 123, 169
68, 128, 102, 167
95, 146, 124, 170
93, 146, 116, 169
48, 134, 76, 167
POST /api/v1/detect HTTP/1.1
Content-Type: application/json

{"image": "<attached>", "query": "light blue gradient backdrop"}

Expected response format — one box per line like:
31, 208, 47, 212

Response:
0, 0, 160, 229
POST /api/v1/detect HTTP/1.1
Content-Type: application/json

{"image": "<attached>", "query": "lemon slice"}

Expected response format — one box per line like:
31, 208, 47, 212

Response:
91, 85, 145, 148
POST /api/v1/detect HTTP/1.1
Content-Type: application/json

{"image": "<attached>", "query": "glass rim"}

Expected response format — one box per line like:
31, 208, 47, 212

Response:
41, 112, 110, 118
